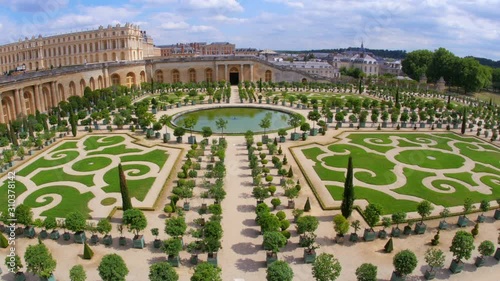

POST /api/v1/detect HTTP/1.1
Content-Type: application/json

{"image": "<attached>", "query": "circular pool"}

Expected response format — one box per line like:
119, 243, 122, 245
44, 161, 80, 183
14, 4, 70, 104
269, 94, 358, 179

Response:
173, 107, 293, 134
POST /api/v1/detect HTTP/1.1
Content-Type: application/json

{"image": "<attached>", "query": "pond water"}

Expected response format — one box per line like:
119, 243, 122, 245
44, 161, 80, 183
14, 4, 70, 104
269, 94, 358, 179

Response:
173, 107, 292, 134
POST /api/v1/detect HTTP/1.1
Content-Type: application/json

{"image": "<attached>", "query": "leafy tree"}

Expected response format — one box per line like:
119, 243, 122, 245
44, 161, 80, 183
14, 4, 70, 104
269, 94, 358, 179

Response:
24, 243, 57, 278
479, 199, 490, 215
427, 47, 459, 83
287, 113, 302, 134
424, 248, 445, 273
259, 113, 272, 136
15, 204, 33, 226
333, 214, 349, 237
122, 208, 148, 236
450, 231, 475, 263
364, 203, 382, 231
164, 216, 187, 238
340, 156, 354, 218
191, 262, 222, 281
391, 212, 406, 228
173, 126, 186, 138
69, 264, 87, 281
162, 238, 183, 257
4, 254, 23, 273
312, 253, 342, 281
159, 114, 173, 134
266, 260, 294, 281
96, 218, 112, 235
393, 249, 417, 277
215, 118, 228, 138
201, 126, 213, 138
478, 240, 495, 258
461, 108, 467, 135
401, 50, 434, 80
355, 263, 377, 281
65, 212, 87, 232
149, 261, 179, 281
417, 200, 434, 223
296, 215, 319, 234
263, 231, 287, 253
118, 163, 133, 211
98, 254, 129, 281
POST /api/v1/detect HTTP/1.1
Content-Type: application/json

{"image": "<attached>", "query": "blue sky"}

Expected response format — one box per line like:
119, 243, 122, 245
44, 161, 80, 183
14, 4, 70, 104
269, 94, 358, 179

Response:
0, 0, 499, 60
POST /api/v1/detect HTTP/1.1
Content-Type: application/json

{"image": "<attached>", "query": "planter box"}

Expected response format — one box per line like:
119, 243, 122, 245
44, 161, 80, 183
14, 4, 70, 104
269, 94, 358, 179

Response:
424, 269, 436, 280
14, 272, 26, 281
176, 137, 183, 143
449, 260, 464, 274
163, 133, 171, 143
23, 226, 35, 238
310, 128, 318, 136
401, 122, 407, 128
437, 123, 442, 129
382, 122, 388, 128
494, 209, 500, 220
279, 136, 286, 143
327, 117, 333, 123
304, 249, 316, 264
266, 252, 277, 267
457, 216, 468, 227
390, 271, 404, 281
168, 255, 180, 267
363, 229, 376, 241
40, 274, 56, 281
494, 247, 500, 261
208, 252, 218, 266
39, 230, 48, 239
188, 136, 196, 144
403, 226, 412, 235
349, 233, 359, 242
291, 132, 301, 141
152, 108, 157, 114
49, 230, 60, 240
190, 254, 199, 265
183, 202, 190, 211
133, 235, 145, 249
420, 123, 426, 128
74, 231, 86, 244
477, 214, 485, 223
155, 132, 161, 139
103, 235, 113, 246
287, 200, 295, 209
378, 230, 387, 239
336, 122, 343, 128
261, 135, 269, 144
63, 232, 71, 241
475, 256, 485, 267
153, 239, 162, 249
414, 222, 427, 234
391, 227, 401, 238
119, 237, 127, 246
90, 234, 99, 244
439, 220, 449, 230
302, 133, 308, 141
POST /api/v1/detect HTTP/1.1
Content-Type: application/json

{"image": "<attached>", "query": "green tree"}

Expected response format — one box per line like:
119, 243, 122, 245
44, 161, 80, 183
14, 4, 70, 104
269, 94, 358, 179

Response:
364, 203, 382, 231
15, 204, 33, 226
259, 113, 272, 136
424, 248, 445, 273
427, 47, 458, 83
149, 261, 179, 281
164, 216, 187, 238
202, 126, 213, 138
340, 156, 354, 218
449, 231, 475, 263
333, 214, 349, 237
287, 113, 302, 134
215, 118, 228, 138
296, 215, 319, 234
122, 208, 148, 236
191, 262, 222, 281
393, 249, 418, 277
24, 243, 57, 278
96, 218, 112, 236
461, 108, 467, 135
417, 200, 434, 223
98, 254, 129, 281
457, 57, 492, 93
118, 163, 133, 211
401, 50, 434, 80
69, 264, 87, 281
478, 240, 495, 258
4, 254, 23, 273
355, 263, 377, 281
266, 260, 294, 281
65, 212, 87, 233
159, 114, 173, 134
312, 253, 342, 281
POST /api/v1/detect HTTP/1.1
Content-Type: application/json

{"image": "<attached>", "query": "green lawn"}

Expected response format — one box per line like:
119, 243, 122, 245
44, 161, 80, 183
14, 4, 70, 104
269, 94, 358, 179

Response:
395, 150, 465, 169
88, 144, 142, 155
31, 168, 95, 187
0, 181, 27, 212
72, 157, 112, 172
83, 135, 125, 151
121, 150, 169, 169
52, 141, 78, 151
17, 151, 80, 176
102, 164, 155, 201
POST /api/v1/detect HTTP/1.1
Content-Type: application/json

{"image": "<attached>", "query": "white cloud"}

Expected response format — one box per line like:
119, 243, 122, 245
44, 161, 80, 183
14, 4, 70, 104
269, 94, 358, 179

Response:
189, 25, 217, 32
185, 0, 243, 12
208, 15, 247, 23
161, 21, 190, 30
265, 0, 304, 8
0, 0, 68, 12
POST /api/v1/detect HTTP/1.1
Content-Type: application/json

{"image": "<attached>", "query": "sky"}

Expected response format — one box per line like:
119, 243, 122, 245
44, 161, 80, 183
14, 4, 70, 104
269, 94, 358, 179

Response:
0, 0, 499, 60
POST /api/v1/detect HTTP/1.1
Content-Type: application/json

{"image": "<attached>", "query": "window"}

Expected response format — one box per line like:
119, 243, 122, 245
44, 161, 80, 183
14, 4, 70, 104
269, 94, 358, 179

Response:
205, 68, 213, 82
172, 69, 180, 83
188, 68, 196, 83
265, 70, 272, 82
155, 70, 164, 83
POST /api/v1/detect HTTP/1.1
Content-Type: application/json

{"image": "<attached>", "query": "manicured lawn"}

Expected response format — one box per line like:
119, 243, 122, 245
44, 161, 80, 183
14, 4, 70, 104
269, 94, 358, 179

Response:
31, 168, 95, 187
88, 144, 142, 155
17, 151, 80, 176
83, 135, 125, 151
52, 141, 78, 151
121, 150, 169, 169
0, 181, 27, 212
444, 172, 478, 187
395, 149, 465, 169
327, 185, 419, 214
72, 156, 112, 172
102, 164, 154, 201
23, 185, 93, 218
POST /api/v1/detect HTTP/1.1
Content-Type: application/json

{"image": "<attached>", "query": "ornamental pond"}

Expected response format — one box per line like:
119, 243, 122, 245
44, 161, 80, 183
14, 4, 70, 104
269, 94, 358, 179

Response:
173, 107, 293, 134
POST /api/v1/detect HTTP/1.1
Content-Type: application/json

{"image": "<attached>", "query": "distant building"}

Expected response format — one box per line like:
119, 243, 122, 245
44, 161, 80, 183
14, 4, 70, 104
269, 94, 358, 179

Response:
158, 42, 235, 57
272, 61, 340, 79
0, 23, 159, 74
235, 48, 259, 56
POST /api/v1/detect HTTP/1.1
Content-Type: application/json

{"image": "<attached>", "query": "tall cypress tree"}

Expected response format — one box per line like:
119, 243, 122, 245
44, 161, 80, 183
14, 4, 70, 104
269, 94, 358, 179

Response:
118, 163, 133, 211
461, 108, 467, 135
70, 113, 77, 137
395, 87, 400, 108
341, 156, 355, 218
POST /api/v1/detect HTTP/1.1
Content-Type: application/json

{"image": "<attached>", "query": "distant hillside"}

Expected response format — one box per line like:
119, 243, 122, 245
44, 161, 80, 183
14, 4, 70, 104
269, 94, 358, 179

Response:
276, 48, 407, 59
468, 56, 500, 68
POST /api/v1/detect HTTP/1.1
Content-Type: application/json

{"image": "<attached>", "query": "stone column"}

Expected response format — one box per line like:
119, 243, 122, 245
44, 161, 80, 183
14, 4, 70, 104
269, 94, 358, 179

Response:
34, 85, 41, 112
50, 82, 57, 109
19, 88, 27, 116
215, 63, 219, 81
224, 64, 228, 81
250, 64, 254, 82
39, 85, 46, 112
0, 94, 5, 123
14, 89, 22, 116
240, 64, 244, 82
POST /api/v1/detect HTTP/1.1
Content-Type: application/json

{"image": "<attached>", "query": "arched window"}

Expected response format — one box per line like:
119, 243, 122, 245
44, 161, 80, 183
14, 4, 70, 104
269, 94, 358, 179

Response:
111, 74, 120, 86
172, 69, 180, 83
265, 70, 272, 82
205, 68, 213, 82
189, 68, 196, 83
155, 70, 164, 83
126, 72, 136, 88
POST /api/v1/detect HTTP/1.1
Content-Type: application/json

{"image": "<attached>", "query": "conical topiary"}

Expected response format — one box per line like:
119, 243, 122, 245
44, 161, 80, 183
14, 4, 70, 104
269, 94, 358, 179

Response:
384, 237, 393, 253
0, 232, 8, 248
431, 230, 440, 245
304, 197, 311, 212
83, 242, 94, 260
287, 167, 294, 178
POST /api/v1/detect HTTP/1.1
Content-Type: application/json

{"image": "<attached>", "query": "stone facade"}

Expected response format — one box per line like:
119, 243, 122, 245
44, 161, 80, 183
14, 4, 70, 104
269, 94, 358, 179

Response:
0, 56, 325, 123
158, 42, 235, 58
0, 23, 158, 74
